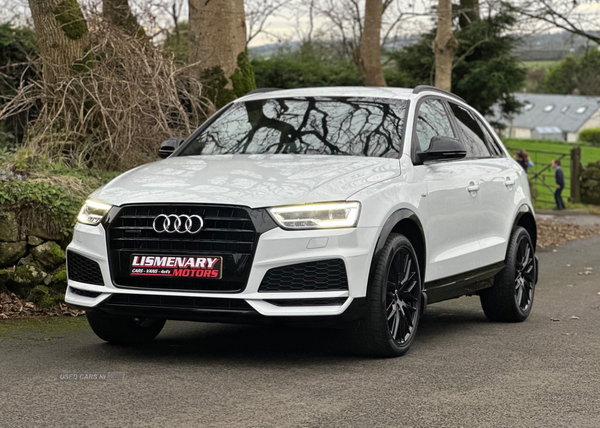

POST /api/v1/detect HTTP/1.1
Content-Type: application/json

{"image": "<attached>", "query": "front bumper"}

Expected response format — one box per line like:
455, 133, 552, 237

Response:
65, 222, 380, 318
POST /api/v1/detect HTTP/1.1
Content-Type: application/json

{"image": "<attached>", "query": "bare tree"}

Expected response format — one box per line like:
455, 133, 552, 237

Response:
103, 0, 145, 37
245, 0, 287, 44
188, 0, 246, 82
27, 0, 89, 84
505, 0, 600, 44
358, 0, 386, 86
458, 0, 480, 29
432, 0, 458, 91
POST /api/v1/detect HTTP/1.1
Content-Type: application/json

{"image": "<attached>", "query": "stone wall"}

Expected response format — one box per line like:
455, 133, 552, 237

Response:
0, 212, 67, 309
580, 162, 600, 205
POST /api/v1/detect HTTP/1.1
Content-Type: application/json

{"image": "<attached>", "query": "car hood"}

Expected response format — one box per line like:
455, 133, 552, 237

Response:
91, 154, 400, 208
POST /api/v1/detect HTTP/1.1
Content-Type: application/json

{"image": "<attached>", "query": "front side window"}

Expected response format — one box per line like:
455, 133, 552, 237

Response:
179, 97, 408, 158
414, 99, 455, 152
449, 103, 491, 158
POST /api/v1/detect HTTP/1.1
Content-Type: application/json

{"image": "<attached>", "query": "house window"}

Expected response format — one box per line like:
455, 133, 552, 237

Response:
576, 106, 588, 114
561, 106, 569, 113
523, 103, 534, 111
543, 105, 554, 112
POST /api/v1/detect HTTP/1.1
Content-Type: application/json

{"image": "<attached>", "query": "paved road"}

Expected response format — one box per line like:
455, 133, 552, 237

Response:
2, 237, 600, 428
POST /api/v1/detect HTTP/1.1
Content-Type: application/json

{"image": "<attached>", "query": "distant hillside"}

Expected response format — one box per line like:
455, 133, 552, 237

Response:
249, 31, 599, 61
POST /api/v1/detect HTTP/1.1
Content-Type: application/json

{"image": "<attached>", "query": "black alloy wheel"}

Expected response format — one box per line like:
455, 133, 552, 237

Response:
386, 247, 420, 345
514, 236, 535, 312
480, 226, 536, 322
354, 233, 422, 357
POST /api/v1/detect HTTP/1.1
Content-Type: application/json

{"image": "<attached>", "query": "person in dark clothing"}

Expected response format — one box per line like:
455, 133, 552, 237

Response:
552, 159, 565, 210
514, 150, 534, 172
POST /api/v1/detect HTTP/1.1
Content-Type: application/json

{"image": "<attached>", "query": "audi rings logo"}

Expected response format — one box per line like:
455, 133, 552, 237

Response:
152, 214, 204, 234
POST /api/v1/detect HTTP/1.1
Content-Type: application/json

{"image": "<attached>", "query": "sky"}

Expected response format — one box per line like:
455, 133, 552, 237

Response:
1, 0, 599, 48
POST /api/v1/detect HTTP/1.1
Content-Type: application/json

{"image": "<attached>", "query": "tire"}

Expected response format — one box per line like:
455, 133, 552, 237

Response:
87, 312, 166, 345
354, 233, 422, 357
480, 226, 536, 322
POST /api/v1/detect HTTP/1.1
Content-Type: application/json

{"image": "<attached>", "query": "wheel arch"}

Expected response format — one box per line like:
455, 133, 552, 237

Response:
370, 209, 426, 285
513, 205, 537, 249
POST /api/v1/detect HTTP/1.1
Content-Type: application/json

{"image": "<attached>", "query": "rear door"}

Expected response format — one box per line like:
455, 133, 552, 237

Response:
412, 98, 484, 282
448, 102, 517, 267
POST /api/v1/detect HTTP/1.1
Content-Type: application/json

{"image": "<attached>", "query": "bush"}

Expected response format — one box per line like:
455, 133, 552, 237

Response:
579, 129, 600, 147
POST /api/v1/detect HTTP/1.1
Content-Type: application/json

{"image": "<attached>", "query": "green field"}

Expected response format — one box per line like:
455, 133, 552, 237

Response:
503, 139, 600, 209
521, 61, 557, 70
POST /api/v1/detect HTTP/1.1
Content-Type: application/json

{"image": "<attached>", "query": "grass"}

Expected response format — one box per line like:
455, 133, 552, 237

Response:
503, 138, 600, 209
521, 61, 557, 70
0, 316, 89, 341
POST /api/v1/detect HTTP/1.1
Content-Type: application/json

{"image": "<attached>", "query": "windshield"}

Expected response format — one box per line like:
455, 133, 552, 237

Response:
179, 97, 408, 158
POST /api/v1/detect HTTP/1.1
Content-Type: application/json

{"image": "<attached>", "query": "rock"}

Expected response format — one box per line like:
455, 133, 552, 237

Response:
27, 285, 50, 307
0, 212, 19, 242
581, 179, 598, 189
0, 241, 27, 267
26, 285, 58, 309
27, 235, 44, 246
31, 241, 66, 271
28, 227, 63, 242
18, 254, 33, 265
50, 267, 68, 293
2, 262, 47, 298
587, 167, 600, 180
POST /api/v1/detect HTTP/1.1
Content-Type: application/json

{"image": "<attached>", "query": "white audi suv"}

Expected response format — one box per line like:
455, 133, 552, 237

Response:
66, 86, 538, 357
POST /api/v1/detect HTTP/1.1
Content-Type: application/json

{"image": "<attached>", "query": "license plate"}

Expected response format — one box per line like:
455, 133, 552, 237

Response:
130, 255, 222, 279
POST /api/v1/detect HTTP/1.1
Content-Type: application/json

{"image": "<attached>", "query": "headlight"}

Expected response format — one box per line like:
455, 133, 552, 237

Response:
77, 199, 112, 226
268, 202, 361, 230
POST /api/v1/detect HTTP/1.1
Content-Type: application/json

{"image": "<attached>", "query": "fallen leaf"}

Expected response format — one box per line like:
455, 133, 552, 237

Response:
566, 264, 571, 267
551, 318, 561, 321
571, 315, 580, 319
567, 284, 574, 287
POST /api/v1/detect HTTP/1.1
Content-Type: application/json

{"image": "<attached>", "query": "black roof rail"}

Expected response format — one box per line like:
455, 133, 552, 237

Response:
245, 87, 283, 96
413, 85, 465, 103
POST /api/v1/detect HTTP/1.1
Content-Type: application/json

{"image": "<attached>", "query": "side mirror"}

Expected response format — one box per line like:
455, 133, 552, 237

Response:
158, 137, 184, 159
416, 136, 466, 163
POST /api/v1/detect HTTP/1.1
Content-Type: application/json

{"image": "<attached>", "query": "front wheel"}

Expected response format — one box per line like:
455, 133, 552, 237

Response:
87, 313, 166, 345
354, 233, 422, 357
480, 226, 536, 322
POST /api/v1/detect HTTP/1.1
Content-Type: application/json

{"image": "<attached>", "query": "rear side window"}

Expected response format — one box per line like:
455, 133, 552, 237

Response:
415, 99, 455, 152
449, 103, 491, 158
475, 117, 504, 156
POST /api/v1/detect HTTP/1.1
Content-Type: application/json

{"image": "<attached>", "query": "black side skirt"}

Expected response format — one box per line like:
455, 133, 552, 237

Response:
424, 262, 504, 304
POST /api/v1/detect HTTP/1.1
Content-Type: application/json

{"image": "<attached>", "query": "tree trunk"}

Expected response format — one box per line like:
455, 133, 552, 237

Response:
103, 0, 145, 37
432, 0, 458, 91
27, 0, 89, 84
188, 0, 255, 105
458, 0, 480, 29
357, 0, 386, 87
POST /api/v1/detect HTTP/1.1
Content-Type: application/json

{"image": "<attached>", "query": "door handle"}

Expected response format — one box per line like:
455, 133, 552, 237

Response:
505, 177, 515, 187
467, 182, 480, 193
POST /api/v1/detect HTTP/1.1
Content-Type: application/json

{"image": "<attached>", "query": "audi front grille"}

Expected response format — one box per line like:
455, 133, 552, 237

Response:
106, 204, 275, 292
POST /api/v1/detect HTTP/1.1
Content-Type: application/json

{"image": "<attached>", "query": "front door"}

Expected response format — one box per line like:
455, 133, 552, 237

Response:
411, 98, 484, 282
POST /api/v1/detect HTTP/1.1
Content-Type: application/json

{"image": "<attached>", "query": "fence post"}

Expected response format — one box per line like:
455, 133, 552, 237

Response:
570, 146, 581, 203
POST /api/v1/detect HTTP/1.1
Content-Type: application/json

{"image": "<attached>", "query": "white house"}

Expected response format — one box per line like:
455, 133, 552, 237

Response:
491, 93, 600, 142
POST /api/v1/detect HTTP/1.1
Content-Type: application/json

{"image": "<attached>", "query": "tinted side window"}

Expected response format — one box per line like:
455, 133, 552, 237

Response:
449, 103, 490, 158
415, 99, 455, 152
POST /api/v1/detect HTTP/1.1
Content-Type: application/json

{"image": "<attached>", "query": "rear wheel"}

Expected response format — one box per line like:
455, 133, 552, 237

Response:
480, 226, 536, 322
87, 312, 166, 345
354, 233, 422, 357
